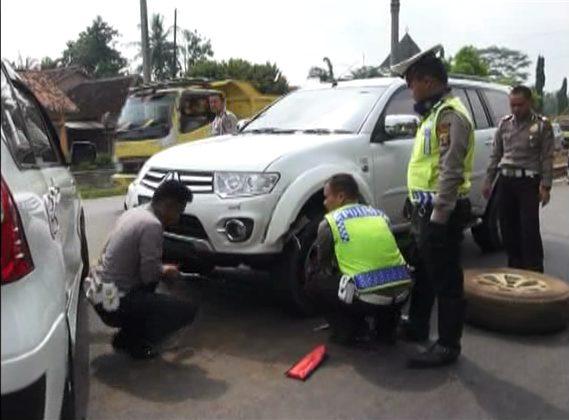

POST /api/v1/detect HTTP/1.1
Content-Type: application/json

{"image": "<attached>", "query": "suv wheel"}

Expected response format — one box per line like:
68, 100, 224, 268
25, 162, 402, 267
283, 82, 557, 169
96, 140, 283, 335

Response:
274, 218, 321, 316
471, 194, 502, 253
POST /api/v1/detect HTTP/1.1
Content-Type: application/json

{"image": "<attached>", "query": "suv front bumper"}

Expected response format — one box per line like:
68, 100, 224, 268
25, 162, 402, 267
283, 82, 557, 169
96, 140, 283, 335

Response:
131, 182, 285, 258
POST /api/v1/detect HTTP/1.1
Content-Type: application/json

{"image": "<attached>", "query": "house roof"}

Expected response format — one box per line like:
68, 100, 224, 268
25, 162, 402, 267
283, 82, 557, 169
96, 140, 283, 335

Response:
43, 66, 92, 85
380, 33, 421, 69
18, 71, 79, 114
66, 75, 143, 122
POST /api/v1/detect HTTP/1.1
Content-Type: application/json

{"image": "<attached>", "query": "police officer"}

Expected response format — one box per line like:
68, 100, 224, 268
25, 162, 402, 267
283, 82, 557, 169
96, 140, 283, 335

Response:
483, 85, 555, 273
391, 45, 474, 368
209, 92, 238, 136
305, 174, 412, 345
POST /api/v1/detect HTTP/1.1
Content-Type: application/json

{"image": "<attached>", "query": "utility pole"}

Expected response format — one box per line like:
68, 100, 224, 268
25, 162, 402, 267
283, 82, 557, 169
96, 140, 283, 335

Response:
172, 8, 177, 79
140, 0, 151, 83
390, 0, 400, 68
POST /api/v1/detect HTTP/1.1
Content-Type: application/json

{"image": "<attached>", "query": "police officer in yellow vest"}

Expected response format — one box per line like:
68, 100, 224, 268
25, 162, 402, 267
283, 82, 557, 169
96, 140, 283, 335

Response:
305, 174, 412, 345
391, 45, 474, 368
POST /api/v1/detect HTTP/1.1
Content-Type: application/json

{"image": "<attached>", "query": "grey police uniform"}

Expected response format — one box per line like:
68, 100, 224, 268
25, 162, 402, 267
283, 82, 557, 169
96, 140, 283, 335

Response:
211, 109, 238, 136
486, 112, 555, 272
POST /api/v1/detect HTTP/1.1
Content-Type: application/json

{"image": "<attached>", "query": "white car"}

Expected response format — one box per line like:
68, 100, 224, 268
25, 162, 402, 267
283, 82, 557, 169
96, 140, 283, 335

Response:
1, 61, 90, 419
126, 76, 510, 312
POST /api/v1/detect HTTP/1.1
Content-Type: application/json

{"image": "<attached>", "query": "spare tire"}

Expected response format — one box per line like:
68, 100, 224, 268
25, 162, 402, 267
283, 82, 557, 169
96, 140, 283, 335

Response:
465, 268, 569, 334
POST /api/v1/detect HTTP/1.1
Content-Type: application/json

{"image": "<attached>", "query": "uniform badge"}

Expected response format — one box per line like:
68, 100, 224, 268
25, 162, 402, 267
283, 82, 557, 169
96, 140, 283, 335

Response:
529, 123, 539, 134
437, 123, 451, 147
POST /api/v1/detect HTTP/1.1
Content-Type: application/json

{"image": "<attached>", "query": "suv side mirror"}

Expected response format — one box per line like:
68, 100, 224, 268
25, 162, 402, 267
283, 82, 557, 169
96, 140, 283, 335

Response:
70, 141, 97, 166
384, 114, 420, 139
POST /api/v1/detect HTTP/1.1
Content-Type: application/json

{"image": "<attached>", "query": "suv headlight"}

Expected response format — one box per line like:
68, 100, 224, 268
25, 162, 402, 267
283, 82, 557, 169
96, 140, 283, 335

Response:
214, 172, 280, 198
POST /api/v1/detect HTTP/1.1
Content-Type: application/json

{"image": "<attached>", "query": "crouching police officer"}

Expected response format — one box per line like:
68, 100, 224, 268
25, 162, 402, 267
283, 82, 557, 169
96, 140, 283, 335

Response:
391, 45, 474, 368
305, 174, 412, 345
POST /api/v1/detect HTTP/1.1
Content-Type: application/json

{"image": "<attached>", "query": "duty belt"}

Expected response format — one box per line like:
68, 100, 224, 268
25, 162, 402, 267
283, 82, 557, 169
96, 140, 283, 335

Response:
500, 168, 539, 178
409, 190, 468, 206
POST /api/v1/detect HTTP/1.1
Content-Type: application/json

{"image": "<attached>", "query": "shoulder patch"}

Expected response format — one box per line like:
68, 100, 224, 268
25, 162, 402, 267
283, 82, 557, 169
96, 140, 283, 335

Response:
437, 122, 451, 147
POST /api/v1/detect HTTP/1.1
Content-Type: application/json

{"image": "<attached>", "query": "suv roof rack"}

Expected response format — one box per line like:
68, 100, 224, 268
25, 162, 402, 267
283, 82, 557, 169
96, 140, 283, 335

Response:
129, 78, 213, 94
448, 73, 492, 83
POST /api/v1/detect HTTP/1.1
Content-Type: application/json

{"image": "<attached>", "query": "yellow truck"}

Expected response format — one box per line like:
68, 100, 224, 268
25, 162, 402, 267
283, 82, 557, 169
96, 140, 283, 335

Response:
113, 78, 279, 186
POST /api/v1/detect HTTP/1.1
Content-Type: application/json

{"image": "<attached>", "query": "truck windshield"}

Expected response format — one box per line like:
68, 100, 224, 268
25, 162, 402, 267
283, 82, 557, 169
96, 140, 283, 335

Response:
243, 86, 386, 134
116, 93, 176, 140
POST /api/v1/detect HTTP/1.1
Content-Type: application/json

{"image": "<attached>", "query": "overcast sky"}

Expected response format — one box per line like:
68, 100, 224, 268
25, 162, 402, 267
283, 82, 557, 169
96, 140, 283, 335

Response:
2, 0, 568, 91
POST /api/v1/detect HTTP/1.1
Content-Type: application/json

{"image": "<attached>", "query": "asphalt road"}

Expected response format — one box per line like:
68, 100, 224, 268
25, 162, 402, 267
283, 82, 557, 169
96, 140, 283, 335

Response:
85, 183, 569, 419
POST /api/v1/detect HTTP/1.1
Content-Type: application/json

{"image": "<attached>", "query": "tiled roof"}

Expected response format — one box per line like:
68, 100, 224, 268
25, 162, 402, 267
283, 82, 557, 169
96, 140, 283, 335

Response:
19, 71, 79, 114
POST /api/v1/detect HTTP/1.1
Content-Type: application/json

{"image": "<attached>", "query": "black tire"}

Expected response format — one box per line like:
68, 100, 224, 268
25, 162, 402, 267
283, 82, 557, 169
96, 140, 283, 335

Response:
471, 193, 502, 253
61, 280, 90, 419
274, 218, 321, 316
465, 268, 569, 334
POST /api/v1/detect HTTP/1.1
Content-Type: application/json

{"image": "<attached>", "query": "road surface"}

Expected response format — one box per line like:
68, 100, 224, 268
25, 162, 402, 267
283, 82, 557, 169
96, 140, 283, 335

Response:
84, 183, 569, 419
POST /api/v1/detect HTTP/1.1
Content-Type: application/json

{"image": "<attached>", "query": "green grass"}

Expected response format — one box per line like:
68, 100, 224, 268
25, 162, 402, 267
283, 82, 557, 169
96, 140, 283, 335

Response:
78, 184, 128, 199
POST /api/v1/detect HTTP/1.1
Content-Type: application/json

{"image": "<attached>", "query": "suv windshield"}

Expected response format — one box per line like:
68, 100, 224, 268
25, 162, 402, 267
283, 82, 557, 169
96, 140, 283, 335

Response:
117, 92, 176, 140
243, 86, 386, 134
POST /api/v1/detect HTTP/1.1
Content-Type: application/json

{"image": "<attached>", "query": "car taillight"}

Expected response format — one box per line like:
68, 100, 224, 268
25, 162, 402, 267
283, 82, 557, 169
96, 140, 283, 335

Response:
1, 177, 34, 284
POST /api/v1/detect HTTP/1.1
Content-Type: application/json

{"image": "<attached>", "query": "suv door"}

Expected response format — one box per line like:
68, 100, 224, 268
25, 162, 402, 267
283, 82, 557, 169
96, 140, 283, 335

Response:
370, 87, 416, 229
462, 87, 494, 215
9, 78, 82, 296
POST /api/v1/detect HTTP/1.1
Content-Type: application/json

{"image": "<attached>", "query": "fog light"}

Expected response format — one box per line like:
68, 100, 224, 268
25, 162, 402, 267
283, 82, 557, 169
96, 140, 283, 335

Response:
218, 218, 253, 242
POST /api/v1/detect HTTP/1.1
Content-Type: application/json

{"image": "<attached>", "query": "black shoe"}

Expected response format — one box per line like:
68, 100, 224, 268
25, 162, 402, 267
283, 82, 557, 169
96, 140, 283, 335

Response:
112, 332, 159, 360
397, 318, 429, 343
407, 343, 460, 369
111, 331, 131, 353
127, 342, 160, 360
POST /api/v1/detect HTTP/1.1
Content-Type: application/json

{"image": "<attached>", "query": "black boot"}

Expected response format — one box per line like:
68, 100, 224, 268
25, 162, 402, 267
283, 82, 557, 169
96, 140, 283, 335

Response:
407, 343, 460, 369
397, 315, 429, 343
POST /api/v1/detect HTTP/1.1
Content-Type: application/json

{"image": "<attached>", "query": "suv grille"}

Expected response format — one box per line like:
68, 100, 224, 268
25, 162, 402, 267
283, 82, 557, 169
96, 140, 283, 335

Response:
141, 167, 214, 194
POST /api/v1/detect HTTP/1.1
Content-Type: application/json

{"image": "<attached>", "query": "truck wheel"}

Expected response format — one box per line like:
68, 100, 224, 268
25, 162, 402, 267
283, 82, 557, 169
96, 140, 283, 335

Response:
471, 194, 502, 253
465, 268, 569, 334
275, 219, 321, 316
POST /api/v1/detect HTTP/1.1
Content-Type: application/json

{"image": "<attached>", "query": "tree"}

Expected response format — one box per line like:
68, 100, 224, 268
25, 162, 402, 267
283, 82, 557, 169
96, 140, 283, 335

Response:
350, 65, 385, 79
558, 77, 568, 114
180, 29, 213, 74
61, 16, 127, 78
535, 55, 545, 112
450, 46, 489, 77
477, 46, 531, 85
13, 55, 38, 71
188, 59, 289, 94
307, 66, 331, 82
542, 92, 558, 117
147, 14, 178, 80
40, 57, 59, 70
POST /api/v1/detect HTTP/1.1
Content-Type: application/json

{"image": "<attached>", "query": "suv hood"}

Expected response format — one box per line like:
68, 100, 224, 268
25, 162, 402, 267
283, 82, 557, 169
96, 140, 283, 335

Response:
147, 132, 355, 171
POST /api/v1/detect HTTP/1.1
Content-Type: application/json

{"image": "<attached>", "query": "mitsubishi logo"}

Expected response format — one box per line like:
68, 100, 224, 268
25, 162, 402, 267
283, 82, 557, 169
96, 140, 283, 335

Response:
162, 171, 181, 184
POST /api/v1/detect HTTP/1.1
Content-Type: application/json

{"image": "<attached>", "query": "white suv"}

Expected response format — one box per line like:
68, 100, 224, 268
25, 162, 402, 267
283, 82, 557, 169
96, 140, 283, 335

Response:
1, 62, 90, 419
125, 77, 510, 312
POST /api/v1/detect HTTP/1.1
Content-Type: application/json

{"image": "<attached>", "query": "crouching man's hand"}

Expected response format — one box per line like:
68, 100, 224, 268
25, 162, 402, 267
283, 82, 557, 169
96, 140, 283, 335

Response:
162, 264, 181, 281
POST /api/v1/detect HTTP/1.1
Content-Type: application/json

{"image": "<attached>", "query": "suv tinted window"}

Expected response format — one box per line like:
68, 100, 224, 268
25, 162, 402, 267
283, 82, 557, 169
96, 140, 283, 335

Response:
12, 83, 61, 165
466, 89, 490, 129
483, 89, 510, 126
385, 88, 416, 116
1, 69, 36, 165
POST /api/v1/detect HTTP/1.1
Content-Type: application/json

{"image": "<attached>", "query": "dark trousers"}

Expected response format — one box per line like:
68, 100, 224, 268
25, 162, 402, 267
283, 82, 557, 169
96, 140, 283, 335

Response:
306, 274, 403, 344
96, 283, 197, 347
497, 176, 544, 273
407, 199, 470, 350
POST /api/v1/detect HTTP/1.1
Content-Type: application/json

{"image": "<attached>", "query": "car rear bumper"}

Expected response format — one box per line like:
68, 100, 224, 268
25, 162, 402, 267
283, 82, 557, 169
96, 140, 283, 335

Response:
1, 314, 68, 420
